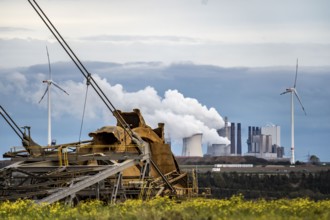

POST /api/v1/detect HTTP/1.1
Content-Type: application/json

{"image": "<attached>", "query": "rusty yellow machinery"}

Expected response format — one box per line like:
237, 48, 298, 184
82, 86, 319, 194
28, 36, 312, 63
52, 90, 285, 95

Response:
0, 0, 201, 204
0, 108, 191, 204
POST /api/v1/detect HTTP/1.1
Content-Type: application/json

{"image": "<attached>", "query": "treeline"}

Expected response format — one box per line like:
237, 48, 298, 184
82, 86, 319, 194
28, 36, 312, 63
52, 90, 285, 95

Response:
2, 156, 289, 169
176, 156, 291, 166
198, 170, 330, 200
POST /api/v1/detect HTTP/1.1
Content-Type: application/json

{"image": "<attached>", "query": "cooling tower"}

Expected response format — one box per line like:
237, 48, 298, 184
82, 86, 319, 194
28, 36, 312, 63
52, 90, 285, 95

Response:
182, 133, 203, 157
212, 144, 230, 156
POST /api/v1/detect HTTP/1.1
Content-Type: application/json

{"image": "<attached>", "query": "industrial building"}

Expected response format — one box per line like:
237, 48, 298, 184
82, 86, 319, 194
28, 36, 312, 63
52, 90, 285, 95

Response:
246, 125, 285, 159
181, 133, 203, 157
261, 125, 281, 147
182, 118, 285, 160
206, 117, 242, 157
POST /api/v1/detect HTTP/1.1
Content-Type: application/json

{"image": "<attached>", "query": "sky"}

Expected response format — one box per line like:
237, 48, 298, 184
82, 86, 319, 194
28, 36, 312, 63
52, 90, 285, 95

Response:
0, 0, 329, 162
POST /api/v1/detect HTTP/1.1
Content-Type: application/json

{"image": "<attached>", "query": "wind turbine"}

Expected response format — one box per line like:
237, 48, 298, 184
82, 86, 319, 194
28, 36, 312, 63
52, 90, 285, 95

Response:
280, 59, 306, 165
39, 46, 69, 146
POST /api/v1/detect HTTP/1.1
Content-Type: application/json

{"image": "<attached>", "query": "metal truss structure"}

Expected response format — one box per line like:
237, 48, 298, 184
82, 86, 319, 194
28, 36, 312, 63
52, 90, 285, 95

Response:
0, 108, 193, 204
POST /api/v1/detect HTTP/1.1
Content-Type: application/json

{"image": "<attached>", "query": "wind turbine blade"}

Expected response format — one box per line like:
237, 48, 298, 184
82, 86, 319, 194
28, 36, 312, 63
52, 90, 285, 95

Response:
294, 89, 307, 115
280, 90, 290, 95
39, 86, 49, 103
294, 58, 298, 88
46, 46, 52, 80
52, 81, 69, 95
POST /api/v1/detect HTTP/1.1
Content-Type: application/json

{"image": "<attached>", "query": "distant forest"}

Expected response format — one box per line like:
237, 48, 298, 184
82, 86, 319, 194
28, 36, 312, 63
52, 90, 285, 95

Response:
197, 170, 330, 200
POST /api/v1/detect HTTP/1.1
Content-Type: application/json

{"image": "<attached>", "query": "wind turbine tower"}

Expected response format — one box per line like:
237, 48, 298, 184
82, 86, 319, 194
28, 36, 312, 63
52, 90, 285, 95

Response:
39, 46, 69, 146
280, 59, 306, 165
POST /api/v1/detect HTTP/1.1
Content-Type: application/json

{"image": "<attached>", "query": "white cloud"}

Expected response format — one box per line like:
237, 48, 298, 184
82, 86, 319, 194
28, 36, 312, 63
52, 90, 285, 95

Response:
10, 72, 228, 146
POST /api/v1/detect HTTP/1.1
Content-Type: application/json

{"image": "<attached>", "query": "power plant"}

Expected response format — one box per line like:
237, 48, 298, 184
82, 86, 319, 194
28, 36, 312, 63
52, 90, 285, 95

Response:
246, 125, 285, 159
197, 118, 286, 160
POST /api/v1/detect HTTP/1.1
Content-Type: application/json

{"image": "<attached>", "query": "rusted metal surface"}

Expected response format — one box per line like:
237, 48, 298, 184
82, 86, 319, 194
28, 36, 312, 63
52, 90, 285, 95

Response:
0, 109, 190, 203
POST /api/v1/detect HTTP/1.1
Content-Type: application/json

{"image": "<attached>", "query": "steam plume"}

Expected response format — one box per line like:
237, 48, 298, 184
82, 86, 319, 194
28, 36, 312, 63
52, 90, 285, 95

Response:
31, 74, 229, 145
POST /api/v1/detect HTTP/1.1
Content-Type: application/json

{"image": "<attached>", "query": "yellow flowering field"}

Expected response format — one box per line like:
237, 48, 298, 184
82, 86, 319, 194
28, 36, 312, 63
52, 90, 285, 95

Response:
0, 195, 329, 220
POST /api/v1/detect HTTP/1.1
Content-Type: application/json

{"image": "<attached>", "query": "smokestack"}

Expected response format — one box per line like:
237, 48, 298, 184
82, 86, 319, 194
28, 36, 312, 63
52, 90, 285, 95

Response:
266, 135, 272, 153
217, 116, 228, 138
237, 123, 242, 155
247, 126, 252, 153
230, 122, 235, 154
256, 127, 261, 135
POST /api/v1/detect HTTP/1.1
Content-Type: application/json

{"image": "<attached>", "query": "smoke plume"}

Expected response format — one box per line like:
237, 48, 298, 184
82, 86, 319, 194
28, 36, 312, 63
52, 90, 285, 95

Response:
28, 73, 229, 146
0, 69, 229, 147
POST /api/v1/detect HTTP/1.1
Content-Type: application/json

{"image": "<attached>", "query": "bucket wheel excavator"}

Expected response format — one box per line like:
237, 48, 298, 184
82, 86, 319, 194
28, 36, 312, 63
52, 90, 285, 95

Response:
0, 0, 194, 204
